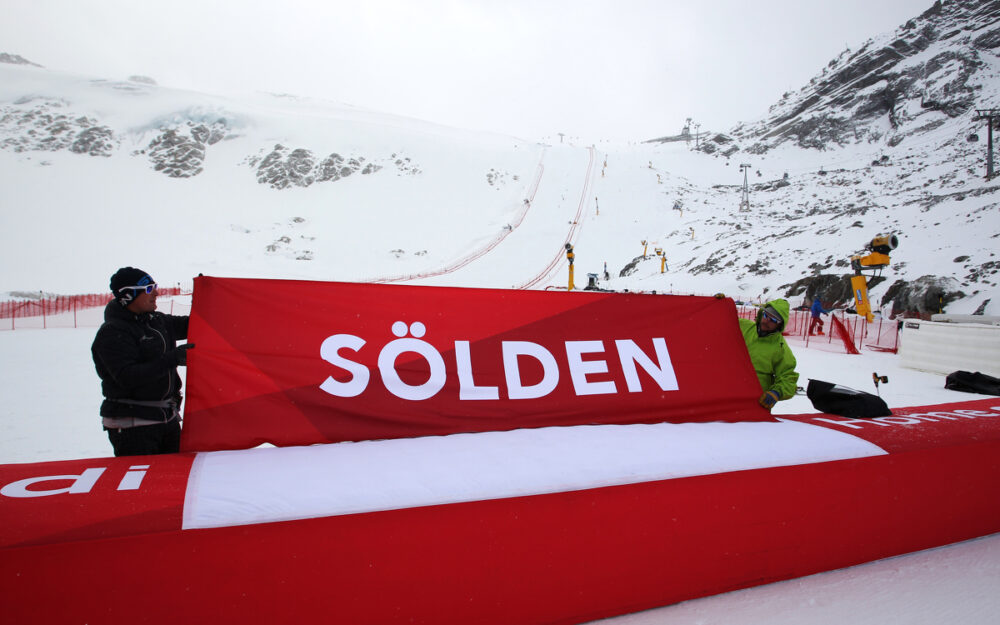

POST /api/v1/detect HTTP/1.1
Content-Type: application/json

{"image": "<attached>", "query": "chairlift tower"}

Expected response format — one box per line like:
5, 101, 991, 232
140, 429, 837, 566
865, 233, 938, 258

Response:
974, 109, 1000, 179
739, 164, 751, 212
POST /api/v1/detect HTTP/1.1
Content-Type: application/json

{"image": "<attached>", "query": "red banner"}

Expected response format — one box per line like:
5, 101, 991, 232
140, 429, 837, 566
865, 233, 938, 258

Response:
181, 277, 765, 451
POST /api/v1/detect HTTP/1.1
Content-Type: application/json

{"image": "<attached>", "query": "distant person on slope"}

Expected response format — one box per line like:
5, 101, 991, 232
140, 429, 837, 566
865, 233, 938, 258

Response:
91, 267, 193, 456
739, 299, 799, 411
809, 297, 832, 336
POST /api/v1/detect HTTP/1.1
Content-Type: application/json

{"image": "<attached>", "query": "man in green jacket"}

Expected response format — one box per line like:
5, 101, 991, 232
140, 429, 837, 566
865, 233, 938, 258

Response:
738, 298, 799, 410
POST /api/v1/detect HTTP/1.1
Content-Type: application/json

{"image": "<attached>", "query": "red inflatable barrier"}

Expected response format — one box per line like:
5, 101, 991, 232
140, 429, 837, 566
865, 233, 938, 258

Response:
3, 398, 1000, 624
182, 277, 766, 451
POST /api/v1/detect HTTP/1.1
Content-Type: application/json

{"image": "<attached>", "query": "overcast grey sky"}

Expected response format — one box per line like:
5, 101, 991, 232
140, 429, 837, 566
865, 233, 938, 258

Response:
2, 0, 932, 141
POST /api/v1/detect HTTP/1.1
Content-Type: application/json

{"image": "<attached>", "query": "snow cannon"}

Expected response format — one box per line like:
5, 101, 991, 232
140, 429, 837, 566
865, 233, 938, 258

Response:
868, 233, 898, 255
851, 233, 898, 274
850, 233, 899, 321
565, 243, 575, 291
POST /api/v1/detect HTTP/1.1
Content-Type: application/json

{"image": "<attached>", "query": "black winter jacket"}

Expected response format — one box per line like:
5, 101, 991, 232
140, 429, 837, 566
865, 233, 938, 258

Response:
91, 301, 190, 422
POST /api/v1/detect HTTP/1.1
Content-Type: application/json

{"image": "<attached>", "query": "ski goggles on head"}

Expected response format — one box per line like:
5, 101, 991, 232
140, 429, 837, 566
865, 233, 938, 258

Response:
762, 308, 781, 324
118, 283, 157, 295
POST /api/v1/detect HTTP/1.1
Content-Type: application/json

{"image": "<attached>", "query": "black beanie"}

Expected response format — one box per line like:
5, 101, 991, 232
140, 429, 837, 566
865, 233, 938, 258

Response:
110, 267, 154, 306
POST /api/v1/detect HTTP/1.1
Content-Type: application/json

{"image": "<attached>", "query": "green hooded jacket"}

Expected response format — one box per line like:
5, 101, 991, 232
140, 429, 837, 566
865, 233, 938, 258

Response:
738, 298, 799, 400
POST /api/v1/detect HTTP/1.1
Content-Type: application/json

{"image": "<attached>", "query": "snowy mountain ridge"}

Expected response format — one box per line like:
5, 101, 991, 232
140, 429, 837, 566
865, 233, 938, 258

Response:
730, 0, 1000, 153
638, 0, 1000, 315
0, 0, 998, 317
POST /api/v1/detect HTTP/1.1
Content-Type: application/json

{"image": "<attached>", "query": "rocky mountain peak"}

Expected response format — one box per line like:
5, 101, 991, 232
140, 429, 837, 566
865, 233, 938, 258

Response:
715, 0, 1000, 154
0, 53, 43, 68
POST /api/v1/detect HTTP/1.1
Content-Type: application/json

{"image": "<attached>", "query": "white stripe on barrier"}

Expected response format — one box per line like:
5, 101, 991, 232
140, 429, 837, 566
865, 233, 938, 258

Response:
182, 419, 886, 530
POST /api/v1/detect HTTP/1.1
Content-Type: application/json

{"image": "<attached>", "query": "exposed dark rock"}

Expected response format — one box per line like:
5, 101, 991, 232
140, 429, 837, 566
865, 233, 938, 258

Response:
782, 273, 887, 307
972, 26, 1000, 49
716, 0, 997, 153
743, 258, 775, 276
487, 168, 515, 188
881, 275, 965, 316
756, 178, 791, 191
248, 146, 400, 189
965, 260, 1000, 284
137, 119, 232, 178
619, 255, 646, 277
0, 102, 118, 155
147, 130, 206, 177
391, 153, 421, 176
257, 146, 366, 188
317, 153, 345, 182
69, 126, 116, 157
256, 145, 312, 189
0, 53, 42, 67
204, 122, 228, 145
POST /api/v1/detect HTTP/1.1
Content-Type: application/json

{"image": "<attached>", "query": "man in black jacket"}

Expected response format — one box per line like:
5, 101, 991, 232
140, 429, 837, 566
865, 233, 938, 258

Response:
91, 267, 194, 456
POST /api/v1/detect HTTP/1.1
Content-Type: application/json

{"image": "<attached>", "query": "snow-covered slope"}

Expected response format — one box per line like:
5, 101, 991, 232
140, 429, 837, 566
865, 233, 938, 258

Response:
1, 0, 998, 316
0, 62, 542, 293
642, 0, 1000, 314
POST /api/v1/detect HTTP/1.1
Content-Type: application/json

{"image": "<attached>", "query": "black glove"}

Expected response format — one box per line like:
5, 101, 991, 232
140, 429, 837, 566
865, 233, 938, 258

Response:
166, 343, 195, 366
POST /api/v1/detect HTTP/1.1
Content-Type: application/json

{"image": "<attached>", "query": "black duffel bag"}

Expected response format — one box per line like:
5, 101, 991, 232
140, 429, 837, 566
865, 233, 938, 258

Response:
944, 371, 1000, 396
806, 379, 892, 418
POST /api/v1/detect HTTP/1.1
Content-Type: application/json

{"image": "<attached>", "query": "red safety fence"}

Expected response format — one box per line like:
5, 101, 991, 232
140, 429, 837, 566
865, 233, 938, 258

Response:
368, 153, 548, 286
1, 294, 110, 320
863, 317, 901, 353
737, 305, 899, 355
738, 307, 814, 334
829, 315, 861, 355
0, 288, 185, 330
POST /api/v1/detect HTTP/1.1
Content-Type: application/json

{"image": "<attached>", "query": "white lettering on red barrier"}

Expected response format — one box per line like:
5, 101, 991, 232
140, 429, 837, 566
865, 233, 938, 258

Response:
319, 322, 679, 401
1, 465, 149, 498
811, 407, 1000, 430
378, 322, 447, 401
456, 340, 498, 400
502, 341, 560, 400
